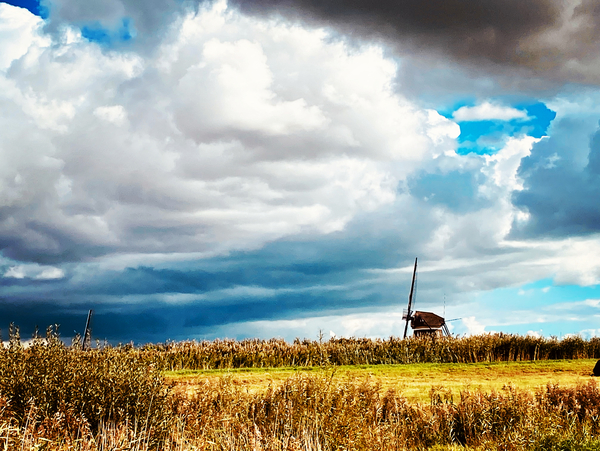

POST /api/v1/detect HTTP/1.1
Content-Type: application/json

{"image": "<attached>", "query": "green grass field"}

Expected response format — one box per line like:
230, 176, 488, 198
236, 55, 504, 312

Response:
166, 358, 598, 403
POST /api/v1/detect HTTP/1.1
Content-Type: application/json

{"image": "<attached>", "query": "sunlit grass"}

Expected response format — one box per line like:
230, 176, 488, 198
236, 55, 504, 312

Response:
2, 326, 600, 449
166, 359, 598, 403
145, 333, 600, 370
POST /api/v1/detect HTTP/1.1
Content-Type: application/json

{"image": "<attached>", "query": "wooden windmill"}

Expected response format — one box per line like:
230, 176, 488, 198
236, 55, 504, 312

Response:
402, 258, 451, 338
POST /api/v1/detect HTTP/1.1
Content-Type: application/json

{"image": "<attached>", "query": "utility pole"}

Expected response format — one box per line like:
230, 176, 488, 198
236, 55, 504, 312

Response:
82, 309, 93, 350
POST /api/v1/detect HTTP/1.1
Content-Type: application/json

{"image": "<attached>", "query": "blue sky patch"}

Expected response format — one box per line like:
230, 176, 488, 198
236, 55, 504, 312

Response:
81, 18, 135, 45
444, 100, 556, 156
1, 0, 46, 18
520, 102, 557, 138
1, 1, 136, 44
464, 278, 600, 338
456, 120, 508, 155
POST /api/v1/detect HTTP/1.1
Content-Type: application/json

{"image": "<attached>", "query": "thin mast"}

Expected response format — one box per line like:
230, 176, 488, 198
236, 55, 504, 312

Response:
82, 309, 93, 350
403, 258, 418, 339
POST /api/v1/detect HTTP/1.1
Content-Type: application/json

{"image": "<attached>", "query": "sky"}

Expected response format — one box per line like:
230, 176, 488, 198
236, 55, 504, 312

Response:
1, 0, 600, 344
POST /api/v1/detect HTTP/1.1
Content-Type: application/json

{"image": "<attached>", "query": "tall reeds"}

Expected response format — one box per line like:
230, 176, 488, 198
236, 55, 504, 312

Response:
142, 334, 600, 370
3, 372, 600, 450
0, 325, 171, 447
2, 326, 600, 450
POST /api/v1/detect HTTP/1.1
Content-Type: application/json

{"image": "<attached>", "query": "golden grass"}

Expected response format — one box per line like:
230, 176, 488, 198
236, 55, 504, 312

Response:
4, 327, 600, 450
166, 359, 598, 403
146, 334, 600, 370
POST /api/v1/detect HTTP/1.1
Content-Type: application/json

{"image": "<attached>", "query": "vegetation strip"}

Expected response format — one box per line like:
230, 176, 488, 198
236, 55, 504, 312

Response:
144, 334, 600, 370
2, 326, 600, 449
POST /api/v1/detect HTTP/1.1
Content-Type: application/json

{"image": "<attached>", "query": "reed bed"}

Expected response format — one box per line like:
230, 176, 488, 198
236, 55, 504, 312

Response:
143, 334, 600, 371
2, 326, 600, 450
3, 371, 600, 450
169, 375, 600, 451
0, 325, 170, 448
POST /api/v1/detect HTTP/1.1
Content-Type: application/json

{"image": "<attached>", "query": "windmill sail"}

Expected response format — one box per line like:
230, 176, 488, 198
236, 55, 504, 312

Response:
403, 258, 417, 339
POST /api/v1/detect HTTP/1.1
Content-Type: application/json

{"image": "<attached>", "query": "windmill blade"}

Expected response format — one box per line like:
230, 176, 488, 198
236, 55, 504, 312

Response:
403, 258, 418, 339
442, 323, 451, 336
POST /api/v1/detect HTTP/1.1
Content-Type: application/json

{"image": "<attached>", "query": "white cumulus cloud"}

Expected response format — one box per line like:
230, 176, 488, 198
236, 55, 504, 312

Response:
0, 2, 457, 263
4, 264, 64, 279
0, 3, 46, 71
453, 101, 528, 122
461, 316, 487, 335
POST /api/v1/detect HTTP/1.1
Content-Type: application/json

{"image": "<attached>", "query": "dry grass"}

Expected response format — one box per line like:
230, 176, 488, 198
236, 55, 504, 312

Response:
0, 325, 171, 448
2, 326, 600, 450
143, 334, 600, 370
153, 374, 600, 450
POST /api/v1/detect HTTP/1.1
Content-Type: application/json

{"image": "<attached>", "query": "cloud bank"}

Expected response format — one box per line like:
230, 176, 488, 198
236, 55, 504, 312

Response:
1, 0, 600, 342
228, 0, 600, 84
0, 1, 461, 265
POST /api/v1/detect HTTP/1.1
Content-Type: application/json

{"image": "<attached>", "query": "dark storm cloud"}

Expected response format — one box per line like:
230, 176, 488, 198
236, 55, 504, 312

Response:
1, 194, 539, 343
39, 0, 600, 81
0, 263, 389, 343
0, 299, 170, 343
230, 0, 555, 57
181, 291, 385, 328
0, 284, 381, 344
0, 224, 112, 265
230, 0, 600, 83
0, 209, 427, 342
0, 301, 86, 339
512, 120, 600, 237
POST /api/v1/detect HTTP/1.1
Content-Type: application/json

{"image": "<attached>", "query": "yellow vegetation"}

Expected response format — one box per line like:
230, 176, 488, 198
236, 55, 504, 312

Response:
1, 325, 600, 450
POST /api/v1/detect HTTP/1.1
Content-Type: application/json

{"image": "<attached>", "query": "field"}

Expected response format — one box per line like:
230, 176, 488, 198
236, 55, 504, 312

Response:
2, 327, 600, 450
167, 359, 597, 403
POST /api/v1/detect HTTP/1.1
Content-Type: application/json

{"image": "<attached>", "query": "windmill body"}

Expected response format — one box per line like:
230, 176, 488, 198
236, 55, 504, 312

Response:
411, 311, 449, 337
402, 259, 451, 338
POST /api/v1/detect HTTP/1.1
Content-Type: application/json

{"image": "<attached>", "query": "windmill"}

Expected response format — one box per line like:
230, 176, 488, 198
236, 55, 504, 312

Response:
402, 258, 451, 338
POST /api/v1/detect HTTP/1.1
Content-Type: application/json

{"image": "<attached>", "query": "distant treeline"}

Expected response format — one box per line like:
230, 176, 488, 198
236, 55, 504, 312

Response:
139, 333, 600, 371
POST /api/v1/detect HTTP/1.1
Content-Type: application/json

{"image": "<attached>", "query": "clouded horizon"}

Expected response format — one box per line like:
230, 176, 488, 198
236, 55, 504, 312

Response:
1, 0, 600, 343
